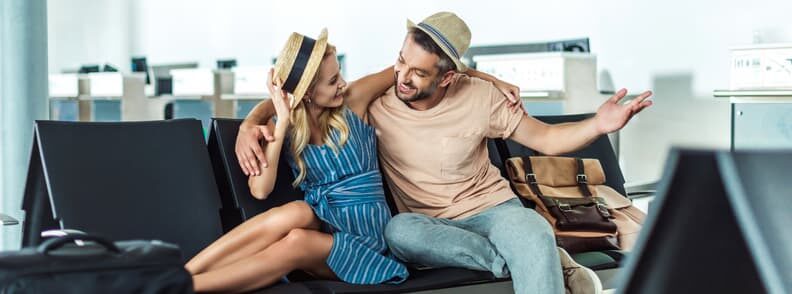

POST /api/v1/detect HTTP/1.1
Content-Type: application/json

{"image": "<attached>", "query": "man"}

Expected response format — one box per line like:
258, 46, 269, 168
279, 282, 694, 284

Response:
236, 12, 652, 294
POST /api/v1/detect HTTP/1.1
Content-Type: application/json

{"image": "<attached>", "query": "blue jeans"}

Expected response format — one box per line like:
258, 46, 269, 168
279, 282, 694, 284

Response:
384, 198, 563, 294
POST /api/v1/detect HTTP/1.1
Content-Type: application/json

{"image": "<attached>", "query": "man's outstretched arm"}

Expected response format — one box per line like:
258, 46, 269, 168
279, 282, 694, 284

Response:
508, 89, 653, 155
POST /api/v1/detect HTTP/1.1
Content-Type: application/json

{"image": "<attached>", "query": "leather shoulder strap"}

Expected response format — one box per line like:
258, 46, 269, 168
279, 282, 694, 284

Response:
522, 157, 544, 197
576, 158, 593, 197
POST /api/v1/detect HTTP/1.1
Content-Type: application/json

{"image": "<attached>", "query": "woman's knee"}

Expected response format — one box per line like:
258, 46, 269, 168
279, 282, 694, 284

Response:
278, 228, 333, 267
253, 201, 316, 231
279, 201, 316, 222
281, 228, 312, 246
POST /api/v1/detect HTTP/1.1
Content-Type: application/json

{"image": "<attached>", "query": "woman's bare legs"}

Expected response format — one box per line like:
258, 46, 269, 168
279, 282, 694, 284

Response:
192, 228, 336, 293
185, 200, 319, 275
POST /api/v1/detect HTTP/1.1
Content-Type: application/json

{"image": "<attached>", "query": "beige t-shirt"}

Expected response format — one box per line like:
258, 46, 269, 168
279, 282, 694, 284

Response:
369, 74, 524, 220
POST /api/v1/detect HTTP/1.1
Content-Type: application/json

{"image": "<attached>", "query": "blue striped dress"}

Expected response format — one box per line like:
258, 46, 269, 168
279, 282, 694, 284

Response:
283, 107, 409, 284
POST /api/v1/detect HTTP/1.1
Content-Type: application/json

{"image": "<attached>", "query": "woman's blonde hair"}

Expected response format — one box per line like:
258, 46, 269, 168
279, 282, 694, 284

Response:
288, 45, 349, 187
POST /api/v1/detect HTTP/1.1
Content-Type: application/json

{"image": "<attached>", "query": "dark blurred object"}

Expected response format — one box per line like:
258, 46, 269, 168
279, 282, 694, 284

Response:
156, 77, 172, 96
548, 39, 590, 52
151, 63, 198, 96
164, 102, 174, 119
131, 57, 150, 85
78, 65, 100, 74
216, 59, 237, 70
618, 150, 792, 294
102, 64, 118, 72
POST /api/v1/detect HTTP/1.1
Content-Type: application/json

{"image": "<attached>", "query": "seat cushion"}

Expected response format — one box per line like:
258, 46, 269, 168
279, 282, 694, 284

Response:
252, 267, 503, 294
251, 252, 622, 294
571, 250, 625, 270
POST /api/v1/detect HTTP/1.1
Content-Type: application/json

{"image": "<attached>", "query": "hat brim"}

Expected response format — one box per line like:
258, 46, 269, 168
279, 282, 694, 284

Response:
406, 19, 466, 72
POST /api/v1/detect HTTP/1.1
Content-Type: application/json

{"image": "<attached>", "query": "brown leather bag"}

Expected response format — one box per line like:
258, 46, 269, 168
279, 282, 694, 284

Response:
505, 156, 645, 253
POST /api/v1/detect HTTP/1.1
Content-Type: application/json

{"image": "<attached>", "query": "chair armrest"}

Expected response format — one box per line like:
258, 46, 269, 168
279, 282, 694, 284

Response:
625, 180, 658, 200
627, 190, 656, 200
41, 229, 89, 246
0, 213, 19, 226
41, 229, 87, 238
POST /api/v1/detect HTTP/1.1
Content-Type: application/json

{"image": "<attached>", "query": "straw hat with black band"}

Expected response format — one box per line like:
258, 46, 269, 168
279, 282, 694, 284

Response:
406, 12, 471, 72
273, 28, 329, 109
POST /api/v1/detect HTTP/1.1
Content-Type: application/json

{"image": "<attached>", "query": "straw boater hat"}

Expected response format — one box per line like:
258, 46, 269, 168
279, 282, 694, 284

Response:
273, 28, 329, 109
406, 12, 471, 72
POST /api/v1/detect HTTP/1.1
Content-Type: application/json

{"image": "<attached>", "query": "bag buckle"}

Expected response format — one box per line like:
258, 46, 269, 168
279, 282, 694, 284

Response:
576, 174, 588, 184
597, 203, 613, 219
526, 173, 537, 184
558, 202, 573, 212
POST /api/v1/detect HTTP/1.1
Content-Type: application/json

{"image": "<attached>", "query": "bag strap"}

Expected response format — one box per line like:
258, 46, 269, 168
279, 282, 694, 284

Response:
576, 158, 615, 219
575, 158, 593, 197
521, 157, 544, 198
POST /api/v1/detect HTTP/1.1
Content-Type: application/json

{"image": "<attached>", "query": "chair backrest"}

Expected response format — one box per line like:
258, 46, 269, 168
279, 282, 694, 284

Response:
494, 113, 627, 196
21, 119, 223, 260
617, 149, 792, 294
207, 119, 303, 229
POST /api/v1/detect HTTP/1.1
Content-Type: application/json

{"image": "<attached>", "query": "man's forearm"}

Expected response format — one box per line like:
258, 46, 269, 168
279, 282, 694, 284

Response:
466, 68, 499, 84
242, 100, 276, 126
543, 118, 602, 155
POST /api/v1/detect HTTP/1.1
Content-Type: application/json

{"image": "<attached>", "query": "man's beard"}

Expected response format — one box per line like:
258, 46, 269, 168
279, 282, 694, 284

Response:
395, 76, 440, 103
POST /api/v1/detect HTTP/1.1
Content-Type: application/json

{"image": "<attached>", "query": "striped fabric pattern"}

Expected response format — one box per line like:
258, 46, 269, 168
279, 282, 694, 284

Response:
285, 107, 409, 284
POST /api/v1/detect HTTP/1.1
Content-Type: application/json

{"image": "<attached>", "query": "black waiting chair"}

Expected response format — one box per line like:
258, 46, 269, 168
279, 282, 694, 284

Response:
208, 118, 304, 232
617, 149, 792, 294
20, 119, 224, 261
208, 118, 510, 294
207, 117, 638, 293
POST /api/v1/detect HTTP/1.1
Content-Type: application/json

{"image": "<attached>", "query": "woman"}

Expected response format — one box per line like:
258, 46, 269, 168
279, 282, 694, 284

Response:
185, 29, 519, 293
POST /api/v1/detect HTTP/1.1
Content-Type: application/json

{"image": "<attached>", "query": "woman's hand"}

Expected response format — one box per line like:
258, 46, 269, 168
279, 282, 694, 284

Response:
268, 69, 291, 123
493, 79, 522, 113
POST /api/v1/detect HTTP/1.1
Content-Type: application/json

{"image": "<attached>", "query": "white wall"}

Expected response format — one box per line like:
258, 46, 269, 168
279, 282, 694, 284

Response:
47, 0, 133, 72
46, 0, 792, 182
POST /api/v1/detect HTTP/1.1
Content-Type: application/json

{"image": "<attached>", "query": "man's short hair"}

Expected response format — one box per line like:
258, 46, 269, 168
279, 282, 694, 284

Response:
408, 27, 456, 75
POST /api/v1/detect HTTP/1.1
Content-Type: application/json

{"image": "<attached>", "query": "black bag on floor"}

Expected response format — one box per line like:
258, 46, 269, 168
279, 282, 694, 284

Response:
0, 234, 193, 294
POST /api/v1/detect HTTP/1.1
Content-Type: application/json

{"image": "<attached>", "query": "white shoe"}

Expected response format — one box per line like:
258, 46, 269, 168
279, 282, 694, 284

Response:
558, 247, 603, 294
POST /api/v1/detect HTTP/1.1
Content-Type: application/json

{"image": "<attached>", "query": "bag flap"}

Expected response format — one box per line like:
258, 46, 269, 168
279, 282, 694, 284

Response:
592, 185, 632, 209
530, 186, 589, 198
506, 156, 606, 186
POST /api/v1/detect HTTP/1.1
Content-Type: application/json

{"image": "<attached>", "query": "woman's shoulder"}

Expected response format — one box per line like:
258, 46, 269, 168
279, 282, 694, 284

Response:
342, 106, 372, 129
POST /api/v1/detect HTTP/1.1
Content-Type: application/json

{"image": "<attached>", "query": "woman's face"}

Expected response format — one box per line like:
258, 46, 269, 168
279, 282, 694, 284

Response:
305, 54, 346, 108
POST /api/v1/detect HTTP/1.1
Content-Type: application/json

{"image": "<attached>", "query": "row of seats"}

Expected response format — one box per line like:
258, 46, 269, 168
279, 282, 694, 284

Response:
18, 114, 633, 293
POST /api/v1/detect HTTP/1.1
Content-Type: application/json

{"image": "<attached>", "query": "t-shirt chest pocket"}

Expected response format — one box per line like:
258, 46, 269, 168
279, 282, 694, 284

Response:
440, 131, 483, 181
